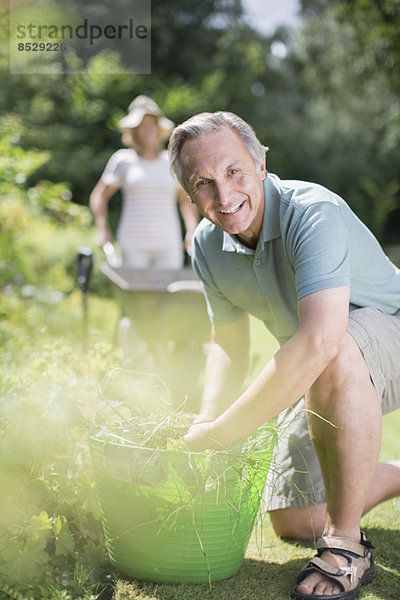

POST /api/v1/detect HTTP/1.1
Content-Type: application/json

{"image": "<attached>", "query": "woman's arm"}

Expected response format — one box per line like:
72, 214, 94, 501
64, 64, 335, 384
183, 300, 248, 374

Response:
89, 180, 120, 247
177, 188, 199, 253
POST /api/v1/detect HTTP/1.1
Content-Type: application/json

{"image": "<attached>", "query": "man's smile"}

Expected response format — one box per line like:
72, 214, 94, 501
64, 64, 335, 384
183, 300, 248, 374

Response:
218, 200, 245, 214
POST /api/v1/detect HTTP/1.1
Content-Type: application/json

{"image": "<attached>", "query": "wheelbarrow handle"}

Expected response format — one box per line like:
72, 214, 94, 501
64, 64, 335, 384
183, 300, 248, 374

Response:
77, 246, 93, 293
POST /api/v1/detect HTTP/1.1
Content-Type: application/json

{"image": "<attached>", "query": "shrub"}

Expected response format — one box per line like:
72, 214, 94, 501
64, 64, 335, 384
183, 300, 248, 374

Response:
0, 342, 121, 599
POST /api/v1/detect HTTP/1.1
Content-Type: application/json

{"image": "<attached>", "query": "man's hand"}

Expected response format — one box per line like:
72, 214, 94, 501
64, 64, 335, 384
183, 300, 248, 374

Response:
184, 421, 226, 452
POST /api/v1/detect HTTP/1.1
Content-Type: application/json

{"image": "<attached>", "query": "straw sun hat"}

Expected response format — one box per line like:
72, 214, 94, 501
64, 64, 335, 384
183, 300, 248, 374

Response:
119, 95, 174, 140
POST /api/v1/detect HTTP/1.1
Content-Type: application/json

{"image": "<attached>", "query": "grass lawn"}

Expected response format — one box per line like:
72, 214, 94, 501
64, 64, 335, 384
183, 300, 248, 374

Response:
107, 317, 399, 600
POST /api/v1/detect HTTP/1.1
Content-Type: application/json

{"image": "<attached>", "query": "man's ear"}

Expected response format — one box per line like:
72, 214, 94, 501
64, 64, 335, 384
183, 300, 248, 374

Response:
260, 156, 267, 181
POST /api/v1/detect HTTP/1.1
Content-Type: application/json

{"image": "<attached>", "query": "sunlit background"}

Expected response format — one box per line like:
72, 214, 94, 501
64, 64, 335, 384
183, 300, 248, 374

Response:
1, 0, 399, 598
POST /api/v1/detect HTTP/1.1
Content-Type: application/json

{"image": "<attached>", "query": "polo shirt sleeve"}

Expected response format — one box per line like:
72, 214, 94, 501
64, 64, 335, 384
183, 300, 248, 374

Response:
192, 233, 245, 326
100, 151, 125, 187
287, 202, 351, 301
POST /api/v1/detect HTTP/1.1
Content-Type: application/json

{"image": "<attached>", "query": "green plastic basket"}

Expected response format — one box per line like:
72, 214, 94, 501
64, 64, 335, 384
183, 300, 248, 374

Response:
89, 427, 276, 584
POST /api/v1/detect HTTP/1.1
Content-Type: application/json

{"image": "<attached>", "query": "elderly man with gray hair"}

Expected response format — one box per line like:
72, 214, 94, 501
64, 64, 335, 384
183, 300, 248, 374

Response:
168, 111, 400, 600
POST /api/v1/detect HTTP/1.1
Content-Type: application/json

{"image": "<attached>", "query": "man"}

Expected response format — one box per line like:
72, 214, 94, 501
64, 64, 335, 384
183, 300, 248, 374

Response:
168, 111, 400, 600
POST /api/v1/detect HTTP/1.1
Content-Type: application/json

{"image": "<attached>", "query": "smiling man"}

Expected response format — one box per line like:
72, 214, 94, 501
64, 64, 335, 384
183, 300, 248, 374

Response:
168, 112, 400, 600
180, 125, 266, 247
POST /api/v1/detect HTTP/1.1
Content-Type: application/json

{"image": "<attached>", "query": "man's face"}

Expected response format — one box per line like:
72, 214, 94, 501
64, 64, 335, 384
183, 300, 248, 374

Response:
180, 127, 266, 249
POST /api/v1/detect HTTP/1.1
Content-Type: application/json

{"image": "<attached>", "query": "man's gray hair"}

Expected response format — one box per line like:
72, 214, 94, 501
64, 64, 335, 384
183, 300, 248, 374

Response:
168, 111, 268, 191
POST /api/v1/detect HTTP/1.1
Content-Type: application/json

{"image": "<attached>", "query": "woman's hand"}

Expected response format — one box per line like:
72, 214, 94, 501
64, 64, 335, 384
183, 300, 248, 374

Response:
183, 230, 194, 254
96, 225, 114, 247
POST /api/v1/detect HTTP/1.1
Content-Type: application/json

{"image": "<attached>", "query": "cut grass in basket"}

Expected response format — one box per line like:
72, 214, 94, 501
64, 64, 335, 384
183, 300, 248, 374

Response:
89, 369, 278, 587
89, 418, 277, 587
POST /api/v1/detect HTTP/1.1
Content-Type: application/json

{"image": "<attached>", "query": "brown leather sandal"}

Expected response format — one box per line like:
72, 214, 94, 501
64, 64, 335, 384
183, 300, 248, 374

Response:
291, 531, 375, 600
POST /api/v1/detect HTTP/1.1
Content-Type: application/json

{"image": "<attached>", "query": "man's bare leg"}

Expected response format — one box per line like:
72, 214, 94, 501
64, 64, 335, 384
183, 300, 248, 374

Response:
270, 461, 400, 540
289, 332, 383, 596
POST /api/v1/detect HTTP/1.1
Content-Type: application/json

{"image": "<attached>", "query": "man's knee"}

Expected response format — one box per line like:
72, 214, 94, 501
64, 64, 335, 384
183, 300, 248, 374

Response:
269, 504, 326, 541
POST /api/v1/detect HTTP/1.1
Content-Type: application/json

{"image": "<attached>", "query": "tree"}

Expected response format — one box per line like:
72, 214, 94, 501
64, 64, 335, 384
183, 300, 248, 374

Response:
292, 0, 400, 238
0, 0, 276, 206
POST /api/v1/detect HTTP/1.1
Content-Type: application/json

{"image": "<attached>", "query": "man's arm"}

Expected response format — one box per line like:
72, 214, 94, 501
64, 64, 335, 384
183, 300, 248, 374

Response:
185, 286, 350, 450
195, 312, 250, 422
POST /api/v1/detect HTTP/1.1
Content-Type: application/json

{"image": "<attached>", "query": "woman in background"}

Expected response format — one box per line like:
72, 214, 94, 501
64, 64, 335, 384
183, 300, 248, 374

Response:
90, 95, 198, 269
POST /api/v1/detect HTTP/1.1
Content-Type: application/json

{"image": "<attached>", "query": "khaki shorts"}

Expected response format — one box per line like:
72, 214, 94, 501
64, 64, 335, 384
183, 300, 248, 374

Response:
265, 307, 400, 510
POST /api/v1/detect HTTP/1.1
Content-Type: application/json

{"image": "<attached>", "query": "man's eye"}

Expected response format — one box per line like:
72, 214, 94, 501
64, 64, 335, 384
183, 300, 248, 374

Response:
197, 180, 209, 187
228, 169, 239, 176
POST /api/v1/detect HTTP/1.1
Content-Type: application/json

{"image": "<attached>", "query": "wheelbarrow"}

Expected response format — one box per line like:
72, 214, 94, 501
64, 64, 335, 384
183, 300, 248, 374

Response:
100, 248, 210, 412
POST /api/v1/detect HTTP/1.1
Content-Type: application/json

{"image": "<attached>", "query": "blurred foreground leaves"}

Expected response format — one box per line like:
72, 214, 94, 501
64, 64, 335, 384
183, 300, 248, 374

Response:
0, 340, 121, 597
0, 123, 120, 598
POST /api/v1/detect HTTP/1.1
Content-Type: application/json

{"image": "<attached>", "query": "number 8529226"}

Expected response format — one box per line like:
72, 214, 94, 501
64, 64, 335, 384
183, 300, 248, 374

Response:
17, 42, 66, 51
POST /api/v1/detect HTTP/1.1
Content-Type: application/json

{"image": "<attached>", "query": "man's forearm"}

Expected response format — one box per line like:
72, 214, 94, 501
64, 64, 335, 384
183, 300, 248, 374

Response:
198, 340, 248, 420
197, 314, 250, 421
208, 329, 341, 447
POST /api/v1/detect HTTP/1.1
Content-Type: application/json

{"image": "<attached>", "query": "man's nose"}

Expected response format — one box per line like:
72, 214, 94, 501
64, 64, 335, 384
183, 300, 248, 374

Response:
214, 180, 231, 205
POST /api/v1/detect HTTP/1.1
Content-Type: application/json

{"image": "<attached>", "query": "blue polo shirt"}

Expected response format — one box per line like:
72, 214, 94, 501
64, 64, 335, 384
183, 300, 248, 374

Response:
192, 173, 400, 345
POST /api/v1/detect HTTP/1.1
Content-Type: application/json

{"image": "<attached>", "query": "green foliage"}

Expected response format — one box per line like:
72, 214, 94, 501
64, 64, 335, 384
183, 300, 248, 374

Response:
0, 1, 277, 207
0, 116, 49, 188
0, 116, 113, 359
0, 341, 121, 598
0, 115, 91, 226
1, 0, 399, 240
0, 126, 121, 597
292, 0, 400, 236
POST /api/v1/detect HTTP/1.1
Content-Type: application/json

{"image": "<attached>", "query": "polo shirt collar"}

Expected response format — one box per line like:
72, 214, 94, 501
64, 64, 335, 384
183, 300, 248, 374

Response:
222, 174, 282, 254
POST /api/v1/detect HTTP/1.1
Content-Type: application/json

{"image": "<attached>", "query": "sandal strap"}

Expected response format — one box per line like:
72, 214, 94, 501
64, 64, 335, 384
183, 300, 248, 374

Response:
317, 531, 374, 557
360, 530, 375, 549
297, 552, 369, 593
310, 556, 353, 579
296, 557, 349, 592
